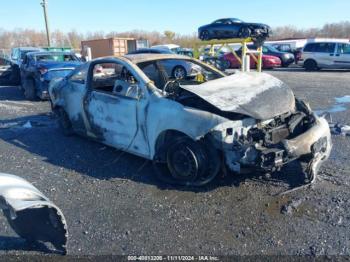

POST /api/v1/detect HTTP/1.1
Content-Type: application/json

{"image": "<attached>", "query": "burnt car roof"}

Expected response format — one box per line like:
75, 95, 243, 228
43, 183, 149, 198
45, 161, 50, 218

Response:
123, 53, 192, 64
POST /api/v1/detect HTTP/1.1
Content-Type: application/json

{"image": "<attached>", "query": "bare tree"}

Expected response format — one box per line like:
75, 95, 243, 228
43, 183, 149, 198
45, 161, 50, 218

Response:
0, 21, 349, 51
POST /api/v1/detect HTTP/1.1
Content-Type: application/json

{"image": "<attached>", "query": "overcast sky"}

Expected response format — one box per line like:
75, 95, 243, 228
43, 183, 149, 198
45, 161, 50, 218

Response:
1, 0, 350, 34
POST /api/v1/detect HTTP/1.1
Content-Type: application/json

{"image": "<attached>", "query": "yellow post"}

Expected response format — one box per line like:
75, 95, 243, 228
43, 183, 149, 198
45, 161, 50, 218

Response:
241, 41, 248, 72
257, 46, 263, 72
192, 37, 263, 72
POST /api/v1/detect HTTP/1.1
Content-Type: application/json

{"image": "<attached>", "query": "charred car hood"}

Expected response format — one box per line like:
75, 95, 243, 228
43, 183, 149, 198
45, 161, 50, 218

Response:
181, 72, 295, 120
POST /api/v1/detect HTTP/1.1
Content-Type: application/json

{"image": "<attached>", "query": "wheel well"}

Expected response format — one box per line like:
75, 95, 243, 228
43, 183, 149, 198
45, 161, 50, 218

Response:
304, 58, 317, 66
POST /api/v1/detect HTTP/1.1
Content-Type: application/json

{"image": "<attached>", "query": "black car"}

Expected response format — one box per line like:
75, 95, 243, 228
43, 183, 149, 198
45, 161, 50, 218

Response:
20, 51, 82, 100
239, 44, 295, 67
198, 18, 270, 45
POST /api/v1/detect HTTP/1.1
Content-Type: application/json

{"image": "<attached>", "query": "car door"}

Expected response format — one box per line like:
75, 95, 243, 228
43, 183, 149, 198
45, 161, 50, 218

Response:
211, 19, 227, 38
62, 64, 90, 134
83, 59, 150, 157
313, 43, 336, 67
334, 43, 350, 69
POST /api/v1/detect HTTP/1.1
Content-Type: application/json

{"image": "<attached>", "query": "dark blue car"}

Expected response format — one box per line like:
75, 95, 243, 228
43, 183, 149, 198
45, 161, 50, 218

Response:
198, 18, 270, 46
20, 51, 82, 100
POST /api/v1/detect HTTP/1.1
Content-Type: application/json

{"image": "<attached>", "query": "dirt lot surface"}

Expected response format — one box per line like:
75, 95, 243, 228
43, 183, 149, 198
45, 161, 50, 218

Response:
0, 68, 349, 257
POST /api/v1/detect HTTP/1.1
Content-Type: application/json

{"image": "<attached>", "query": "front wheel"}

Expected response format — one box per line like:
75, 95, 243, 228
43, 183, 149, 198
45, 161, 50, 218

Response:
153, 136, 220, 186
304, 59, 318, 71
238, 27, 251, 38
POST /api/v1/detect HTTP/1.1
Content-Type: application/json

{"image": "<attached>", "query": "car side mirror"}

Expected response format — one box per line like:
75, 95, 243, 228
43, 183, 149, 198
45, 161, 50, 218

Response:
136, 85, 144, 100
126, 84, 144, 100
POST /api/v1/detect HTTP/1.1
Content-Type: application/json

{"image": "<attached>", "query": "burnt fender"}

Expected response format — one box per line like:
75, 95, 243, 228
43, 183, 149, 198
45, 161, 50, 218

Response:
0, 173, 67, 254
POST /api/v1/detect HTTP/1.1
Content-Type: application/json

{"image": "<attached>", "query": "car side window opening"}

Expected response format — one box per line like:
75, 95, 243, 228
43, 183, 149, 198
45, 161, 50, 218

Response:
338, 43, 350, 54
70, 65, 88, 84
138, 59, 223, 90
304, 43, 316, 52
214, 19, 224, 24
91, 62, 140, 99
314, 43, 335, 53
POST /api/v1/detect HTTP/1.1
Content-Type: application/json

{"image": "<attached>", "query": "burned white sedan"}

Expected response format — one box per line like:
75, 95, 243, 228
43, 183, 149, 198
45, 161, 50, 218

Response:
49, 54, 332, 186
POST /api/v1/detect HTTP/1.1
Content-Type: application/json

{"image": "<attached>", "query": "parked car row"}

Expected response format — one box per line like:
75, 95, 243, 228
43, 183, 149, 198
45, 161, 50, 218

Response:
2, 47, 83, 100
203, 44, 292, 70
20, 51, 82, 99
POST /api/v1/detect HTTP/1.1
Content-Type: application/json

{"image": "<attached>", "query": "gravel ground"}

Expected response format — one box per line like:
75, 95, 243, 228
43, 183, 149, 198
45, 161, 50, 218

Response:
0, 68, 349, 257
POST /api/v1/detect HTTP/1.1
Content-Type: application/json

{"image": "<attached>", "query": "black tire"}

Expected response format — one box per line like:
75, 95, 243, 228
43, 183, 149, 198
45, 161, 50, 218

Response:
281, 62, 289, 68
304, 59, 318, 71
239, 27, 251, 38
172, 66, 186, 79
57, 107, 74, 136
153, 136, 220, 187
23, 78, 36, 100
200, 30, 210, 41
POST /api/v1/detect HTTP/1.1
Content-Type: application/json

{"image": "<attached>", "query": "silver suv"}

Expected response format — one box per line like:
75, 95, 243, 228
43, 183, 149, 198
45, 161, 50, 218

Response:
299, 41, 350, 71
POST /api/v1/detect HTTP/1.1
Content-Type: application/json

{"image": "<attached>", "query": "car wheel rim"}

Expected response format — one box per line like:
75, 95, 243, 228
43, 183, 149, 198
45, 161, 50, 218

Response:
174, 67, 185, 79
168, 146, 198, 180
202, 31, 209, 40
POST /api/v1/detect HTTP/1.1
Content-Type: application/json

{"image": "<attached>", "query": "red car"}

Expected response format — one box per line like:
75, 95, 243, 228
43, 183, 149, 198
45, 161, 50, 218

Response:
222, 52, 281, 69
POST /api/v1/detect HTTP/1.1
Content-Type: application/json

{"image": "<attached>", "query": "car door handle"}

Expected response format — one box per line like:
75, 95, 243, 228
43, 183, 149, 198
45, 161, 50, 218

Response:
335, 54, 340, 56
330, 54, 334, 56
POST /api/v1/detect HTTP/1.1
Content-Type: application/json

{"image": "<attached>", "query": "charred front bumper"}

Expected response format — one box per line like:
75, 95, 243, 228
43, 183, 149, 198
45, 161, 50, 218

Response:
0, 173, 67, 253
217, 112, 332, 181
257, 115, 331, 180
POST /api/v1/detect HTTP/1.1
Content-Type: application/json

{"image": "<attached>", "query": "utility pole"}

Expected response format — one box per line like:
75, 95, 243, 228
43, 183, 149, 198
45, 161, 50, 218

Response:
40, 0, 51, 47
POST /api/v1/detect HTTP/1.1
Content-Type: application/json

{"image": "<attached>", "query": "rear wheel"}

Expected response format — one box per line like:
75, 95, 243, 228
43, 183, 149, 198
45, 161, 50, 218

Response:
304, 59, 318, 71
57, 107, 74, 136
23, 78, 36, 100
200, 30, 210, 41
153, 135, 220, 186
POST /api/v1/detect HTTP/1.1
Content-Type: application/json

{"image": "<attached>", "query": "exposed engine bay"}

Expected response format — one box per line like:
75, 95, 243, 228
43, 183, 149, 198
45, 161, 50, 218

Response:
162, 81, 331, 183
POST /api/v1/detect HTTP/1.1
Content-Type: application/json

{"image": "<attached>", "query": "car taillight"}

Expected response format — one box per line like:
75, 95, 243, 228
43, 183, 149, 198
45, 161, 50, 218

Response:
39, 67, 48, 75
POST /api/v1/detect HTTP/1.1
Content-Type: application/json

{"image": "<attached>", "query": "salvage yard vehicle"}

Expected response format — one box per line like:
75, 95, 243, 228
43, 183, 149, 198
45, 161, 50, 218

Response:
0, 173, 67, 253
49, 54, 332, 186
10, 47, 44, 67
20, 51, 82, 100
221, 52, 281, 70
198, 18, 270, 45
239, 44, 295, 67
0, 57, 21, 85
298, 41, 350, 71
128, 49, 201, 79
